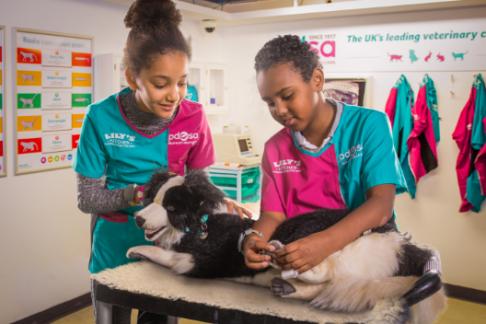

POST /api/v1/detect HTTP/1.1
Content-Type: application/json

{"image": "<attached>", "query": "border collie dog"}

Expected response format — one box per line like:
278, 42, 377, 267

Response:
127, 170, 446, 324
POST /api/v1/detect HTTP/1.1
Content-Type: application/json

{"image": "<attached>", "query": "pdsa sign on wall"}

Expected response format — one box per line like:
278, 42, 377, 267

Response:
302, 18, 486, 72
14, 29, 92, 174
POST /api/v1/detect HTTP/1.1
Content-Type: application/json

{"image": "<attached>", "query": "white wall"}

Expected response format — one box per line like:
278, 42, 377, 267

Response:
0, 1, 126, 322
217, 6, 486, 291
0, 0, 226, 322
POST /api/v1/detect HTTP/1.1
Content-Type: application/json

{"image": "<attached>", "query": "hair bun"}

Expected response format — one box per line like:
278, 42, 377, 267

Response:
124, 0, 182, 30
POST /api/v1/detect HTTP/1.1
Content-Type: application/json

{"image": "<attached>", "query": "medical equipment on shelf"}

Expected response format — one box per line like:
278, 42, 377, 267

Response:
213, 133, 261, 165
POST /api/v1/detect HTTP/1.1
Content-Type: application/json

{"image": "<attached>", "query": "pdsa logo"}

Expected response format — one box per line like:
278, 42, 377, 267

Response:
169, 131, 199, 145
339, 144, 363, 165
303, 34, 336, 63
272, 159, 302, 173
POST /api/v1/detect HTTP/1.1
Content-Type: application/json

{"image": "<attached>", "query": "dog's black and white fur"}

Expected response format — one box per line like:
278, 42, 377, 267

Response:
127, 170, 446, 324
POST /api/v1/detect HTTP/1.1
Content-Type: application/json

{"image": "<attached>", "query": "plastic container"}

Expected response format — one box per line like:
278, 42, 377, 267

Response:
209, 166, 261, 203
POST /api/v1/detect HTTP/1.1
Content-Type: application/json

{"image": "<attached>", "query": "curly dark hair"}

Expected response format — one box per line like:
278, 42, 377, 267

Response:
254, 35, 321, 81
123, 0, 191, 74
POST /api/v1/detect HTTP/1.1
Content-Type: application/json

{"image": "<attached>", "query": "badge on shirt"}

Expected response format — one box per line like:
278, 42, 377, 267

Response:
104, 132, 136, 148
168, 131, 199, 146
272, 159, 302, 173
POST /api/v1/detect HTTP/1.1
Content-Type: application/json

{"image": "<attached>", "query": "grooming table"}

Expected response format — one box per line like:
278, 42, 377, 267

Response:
92, 261, 402, 324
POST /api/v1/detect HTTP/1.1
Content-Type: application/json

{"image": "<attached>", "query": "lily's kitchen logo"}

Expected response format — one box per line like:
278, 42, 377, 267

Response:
104, 132, 136, 148
169, 131, 199, 145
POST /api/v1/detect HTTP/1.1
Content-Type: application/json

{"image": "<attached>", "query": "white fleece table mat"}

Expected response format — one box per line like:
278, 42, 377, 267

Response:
92, 261, 401, 324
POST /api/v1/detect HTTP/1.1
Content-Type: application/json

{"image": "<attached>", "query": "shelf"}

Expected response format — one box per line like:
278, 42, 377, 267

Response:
187, 62, 228, 115
173, 0, 486, 26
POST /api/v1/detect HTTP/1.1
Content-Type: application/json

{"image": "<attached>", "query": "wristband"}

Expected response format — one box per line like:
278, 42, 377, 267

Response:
129, 184, 145, 206
237, 228, 263, 253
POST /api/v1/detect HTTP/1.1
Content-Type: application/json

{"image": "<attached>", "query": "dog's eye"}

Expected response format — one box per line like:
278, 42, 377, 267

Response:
166, 206, 175, 212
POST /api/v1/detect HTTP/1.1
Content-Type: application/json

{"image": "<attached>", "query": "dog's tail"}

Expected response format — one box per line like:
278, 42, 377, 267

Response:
310, 276, 446, 324
310, 276, 416, 312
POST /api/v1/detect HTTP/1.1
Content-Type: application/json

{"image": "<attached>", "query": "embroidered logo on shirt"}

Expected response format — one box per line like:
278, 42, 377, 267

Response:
339, 144, 363, 165
169, 131, 199, 145
272, 159, 302, 173
104, 132, 136, 148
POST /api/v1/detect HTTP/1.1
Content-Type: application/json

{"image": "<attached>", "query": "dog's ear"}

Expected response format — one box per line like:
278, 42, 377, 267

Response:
143, 171, 175, 205
184, 170, 225, 210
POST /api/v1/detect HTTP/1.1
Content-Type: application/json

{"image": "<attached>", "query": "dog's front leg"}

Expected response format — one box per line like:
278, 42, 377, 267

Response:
127, 246, 195, 274
295, 257, 335, 284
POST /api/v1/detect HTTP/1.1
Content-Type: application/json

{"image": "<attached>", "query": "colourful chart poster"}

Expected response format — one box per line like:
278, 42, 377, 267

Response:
0, 27, 5, 177
14, 29, 92, 174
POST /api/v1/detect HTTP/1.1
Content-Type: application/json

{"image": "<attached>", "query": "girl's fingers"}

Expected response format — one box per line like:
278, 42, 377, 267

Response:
296, 264, 312, 274
246, 248, 270, 262
245, 239, 274, 261
275, 255, 286, 265
246, 260, 270, 270
241, 207, 254, 219
252, 240, 276, 253
245, 249, 271, 269
236, 206, 245, 219
229, 200, 253, 219
278, 254, 307, 270
226, 201, 234, 214
275, 242, 299, 257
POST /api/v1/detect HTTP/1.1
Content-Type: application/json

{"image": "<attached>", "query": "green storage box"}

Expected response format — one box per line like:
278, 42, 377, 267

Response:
209, 166, 261, 203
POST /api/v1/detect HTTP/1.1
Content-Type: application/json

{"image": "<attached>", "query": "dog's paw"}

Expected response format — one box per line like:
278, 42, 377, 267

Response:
126, 248, 148, 260
271, 277, 296, 297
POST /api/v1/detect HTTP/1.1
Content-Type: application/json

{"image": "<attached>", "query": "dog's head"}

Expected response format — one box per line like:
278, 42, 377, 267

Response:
135, 170, 226, 247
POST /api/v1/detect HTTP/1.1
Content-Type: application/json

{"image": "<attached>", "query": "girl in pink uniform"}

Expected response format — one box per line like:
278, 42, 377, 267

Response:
242, 35, 406, 273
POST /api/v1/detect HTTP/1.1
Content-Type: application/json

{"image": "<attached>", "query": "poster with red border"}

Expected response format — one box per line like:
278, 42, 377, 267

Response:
0, 27, 5, 176
14, 28, 92, 174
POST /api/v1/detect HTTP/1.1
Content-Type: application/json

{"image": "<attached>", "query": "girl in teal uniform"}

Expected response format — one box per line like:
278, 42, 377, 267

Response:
74, 0, 247, 322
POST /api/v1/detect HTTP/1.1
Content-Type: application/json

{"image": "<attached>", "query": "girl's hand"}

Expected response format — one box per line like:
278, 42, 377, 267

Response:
243, 235, 275, 270
224, 197, 254, 219
275, 233, 331, 274
127, 184, 145, 206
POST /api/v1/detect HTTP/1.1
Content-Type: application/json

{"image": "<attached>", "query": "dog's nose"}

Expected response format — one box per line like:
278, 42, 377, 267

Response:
135, 216, 145, 227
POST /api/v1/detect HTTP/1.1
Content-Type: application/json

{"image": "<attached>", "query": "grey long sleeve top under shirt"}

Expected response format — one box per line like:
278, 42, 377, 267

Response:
76, 90, 175, 214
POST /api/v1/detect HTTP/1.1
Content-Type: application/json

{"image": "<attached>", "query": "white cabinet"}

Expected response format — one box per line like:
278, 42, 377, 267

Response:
94, 53, 128, 102
188, 62, 228, 115
94, 55, 227, 115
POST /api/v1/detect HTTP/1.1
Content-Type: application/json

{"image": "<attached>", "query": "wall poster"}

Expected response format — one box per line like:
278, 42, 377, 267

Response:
0, 27, 5, 177
302, 18, 486, 72
14, 28, 93, 174
323, 78, 367, 106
